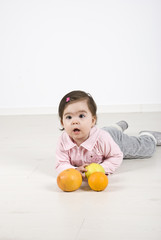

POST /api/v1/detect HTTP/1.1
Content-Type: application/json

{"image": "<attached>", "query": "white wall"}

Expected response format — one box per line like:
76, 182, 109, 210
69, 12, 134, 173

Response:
0, 0, 161, 113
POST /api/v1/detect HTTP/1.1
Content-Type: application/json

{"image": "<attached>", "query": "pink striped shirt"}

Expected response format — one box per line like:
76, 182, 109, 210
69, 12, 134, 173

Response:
55, 126, 123, 175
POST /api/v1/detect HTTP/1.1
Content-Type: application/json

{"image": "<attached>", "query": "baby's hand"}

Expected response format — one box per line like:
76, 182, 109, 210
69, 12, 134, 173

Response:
76, 164, 88, 180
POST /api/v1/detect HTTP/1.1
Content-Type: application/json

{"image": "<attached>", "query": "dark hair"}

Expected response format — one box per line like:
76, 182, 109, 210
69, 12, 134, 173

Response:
58, 90, 97, 123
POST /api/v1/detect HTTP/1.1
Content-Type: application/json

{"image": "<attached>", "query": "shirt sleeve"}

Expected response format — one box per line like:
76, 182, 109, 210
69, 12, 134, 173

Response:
55, 138, 75, 175
99, 131, 123, 174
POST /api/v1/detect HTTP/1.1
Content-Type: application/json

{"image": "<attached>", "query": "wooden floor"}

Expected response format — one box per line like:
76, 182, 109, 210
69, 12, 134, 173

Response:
0, 112, 161, 240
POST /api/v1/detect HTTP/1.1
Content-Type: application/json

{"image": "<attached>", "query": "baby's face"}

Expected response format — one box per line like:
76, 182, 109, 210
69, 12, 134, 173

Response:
61, 99, 96, 146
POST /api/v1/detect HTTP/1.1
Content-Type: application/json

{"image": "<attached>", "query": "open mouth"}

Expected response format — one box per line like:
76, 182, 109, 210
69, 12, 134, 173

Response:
73, 128, 80, 133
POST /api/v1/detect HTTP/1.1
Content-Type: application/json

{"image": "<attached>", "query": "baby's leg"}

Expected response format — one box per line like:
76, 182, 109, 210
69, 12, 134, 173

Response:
102, 126, 156, 159
139, 131, 161, 146
111, 120, 128, 132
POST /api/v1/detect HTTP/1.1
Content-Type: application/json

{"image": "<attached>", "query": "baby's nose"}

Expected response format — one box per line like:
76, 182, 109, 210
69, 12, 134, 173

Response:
72, 117, 79, 124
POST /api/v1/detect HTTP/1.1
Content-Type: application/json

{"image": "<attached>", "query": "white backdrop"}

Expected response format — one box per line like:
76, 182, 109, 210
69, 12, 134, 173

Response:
0, 0, 161, 113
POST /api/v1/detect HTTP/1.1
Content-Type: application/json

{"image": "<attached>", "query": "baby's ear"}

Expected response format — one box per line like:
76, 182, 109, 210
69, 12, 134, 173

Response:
92, 116, 97, 126
59, 120, 64, 131
61, 120, 64, 127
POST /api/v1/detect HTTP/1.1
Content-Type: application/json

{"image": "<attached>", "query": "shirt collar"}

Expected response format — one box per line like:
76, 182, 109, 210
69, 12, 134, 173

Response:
81, 126, 99, 151
62, 126, 99, 151
61, 131, 76, 150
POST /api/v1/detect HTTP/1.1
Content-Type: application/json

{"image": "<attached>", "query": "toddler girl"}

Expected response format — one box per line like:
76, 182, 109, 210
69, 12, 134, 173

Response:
55, 90, 161, 179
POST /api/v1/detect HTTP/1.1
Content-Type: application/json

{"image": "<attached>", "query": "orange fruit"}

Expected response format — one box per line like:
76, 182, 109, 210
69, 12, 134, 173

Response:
57, 168, 82, 192
88, 172, 108, 191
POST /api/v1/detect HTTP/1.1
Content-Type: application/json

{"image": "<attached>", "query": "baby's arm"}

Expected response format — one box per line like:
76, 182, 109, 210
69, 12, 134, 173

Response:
76, 164, 88, 180
99, 132, 123, 175
55, 142, 75, 174
100, 150, 123, 175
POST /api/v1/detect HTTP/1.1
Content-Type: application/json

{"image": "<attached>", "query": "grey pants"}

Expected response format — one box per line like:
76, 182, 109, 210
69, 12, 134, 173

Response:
102, 127, 156, 159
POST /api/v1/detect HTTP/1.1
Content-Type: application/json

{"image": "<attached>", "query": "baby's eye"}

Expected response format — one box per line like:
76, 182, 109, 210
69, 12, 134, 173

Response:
66, 115, 72, 120
79, 114, 85, 118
